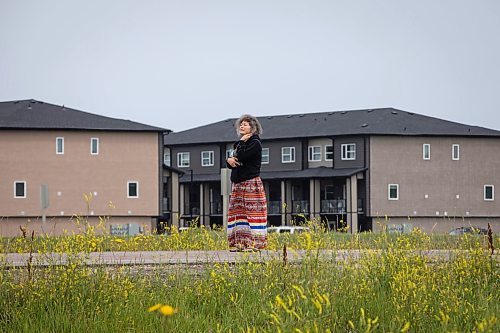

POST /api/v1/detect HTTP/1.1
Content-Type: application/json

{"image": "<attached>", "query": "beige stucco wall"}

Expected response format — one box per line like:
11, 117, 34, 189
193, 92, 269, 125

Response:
0, 130, 161, 236
369, 136, 500, 232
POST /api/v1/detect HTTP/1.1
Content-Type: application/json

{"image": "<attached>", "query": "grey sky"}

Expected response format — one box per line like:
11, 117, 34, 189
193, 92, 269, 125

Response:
1, 0, 499, 132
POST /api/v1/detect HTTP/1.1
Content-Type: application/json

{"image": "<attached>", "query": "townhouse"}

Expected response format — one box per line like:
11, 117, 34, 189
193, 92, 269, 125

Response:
163, 108, 500, 233
0, 99, 168, 237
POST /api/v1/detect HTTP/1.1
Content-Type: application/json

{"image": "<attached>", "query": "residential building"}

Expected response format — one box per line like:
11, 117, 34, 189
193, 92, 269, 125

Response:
163, 108, 500, 233
0, 99, 169, 237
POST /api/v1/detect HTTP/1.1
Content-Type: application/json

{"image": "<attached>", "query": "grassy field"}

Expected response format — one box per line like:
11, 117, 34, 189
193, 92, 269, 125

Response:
0, 222, 498, 332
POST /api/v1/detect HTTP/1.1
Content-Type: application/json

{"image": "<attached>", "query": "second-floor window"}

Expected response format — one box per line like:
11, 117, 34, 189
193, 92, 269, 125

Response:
127, 181, 139, 198
281, 147, 295, 163
341, 144, 356, 160
484, 185, 494, 201
325, 145, 333, 161
388, 184, 399, 200
452, 144, 459, 160
177, 152, 190, 167
56, 137, 64, 154
201, 151, 214, 166
262, 148, 269, 164
14, 181, 26, 198
90, 138, 99, 155
308, 146, 321, 161
423, 144, 431, 160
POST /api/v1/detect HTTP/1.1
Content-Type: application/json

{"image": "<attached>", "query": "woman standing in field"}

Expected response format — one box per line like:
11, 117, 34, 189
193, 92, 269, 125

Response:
226, 114, 267, 252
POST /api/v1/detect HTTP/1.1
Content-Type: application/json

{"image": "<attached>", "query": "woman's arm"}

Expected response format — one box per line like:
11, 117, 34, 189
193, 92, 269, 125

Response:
235, 138, 261, 163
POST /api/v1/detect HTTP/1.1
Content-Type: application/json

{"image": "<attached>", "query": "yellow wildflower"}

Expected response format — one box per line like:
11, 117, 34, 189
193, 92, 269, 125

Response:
147, 303, 162, 312
159, 305, 177, 316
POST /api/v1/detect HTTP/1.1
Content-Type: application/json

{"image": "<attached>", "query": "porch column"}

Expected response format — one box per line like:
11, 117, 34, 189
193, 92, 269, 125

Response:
172, 173, 180, 228
285, 180, 292, 225
346, 175, 359, 233
280, 180, 286, 226
179, 184, 185, 227
199, 183, 205, 226
309, 179, 321, 221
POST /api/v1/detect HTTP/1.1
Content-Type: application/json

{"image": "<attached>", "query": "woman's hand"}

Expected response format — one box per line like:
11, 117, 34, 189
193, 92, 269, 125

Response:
240, 133, 252, 142
227, 157, 240, 167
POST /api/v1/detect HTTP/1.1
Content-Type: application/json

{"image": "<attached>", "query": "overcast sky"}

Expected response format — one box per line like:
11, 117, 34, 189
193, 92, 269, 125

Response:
1, 0, 499, 132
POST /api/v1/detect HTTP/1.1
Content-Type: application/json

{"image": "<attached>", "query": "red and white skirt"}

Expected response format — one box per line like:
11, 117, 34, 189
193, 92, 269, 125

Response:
227, 177, 267, 249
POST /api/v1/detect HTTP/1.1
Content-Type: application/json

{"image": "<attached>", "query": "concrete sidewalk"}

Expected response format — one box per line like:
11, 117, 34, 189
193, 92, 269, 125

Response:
2, 249, 488, 267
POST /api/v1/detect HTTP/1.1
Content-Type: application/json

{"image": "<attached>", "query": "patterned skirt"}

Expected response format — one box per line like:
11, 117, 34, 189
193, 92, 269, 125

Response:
227, 176, 267, 249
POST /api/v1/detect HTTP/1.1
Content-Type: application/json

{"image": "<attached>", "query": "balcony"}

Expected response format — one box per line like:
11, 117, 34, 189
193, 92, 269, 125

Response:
292, 200, 309, 213
321, 200, 346, 214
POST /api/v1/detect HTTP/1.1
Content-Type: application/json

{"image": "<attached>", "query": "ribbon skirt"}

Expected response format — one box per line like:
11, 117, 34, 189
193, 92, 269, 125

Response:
227, 177, 267, 249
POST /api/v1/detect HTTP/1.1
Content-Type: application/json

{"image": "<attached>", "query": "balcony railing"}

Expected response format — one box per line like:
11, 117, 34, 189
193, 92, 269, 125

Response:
162, 198, 170, 211
267, 201, 281, 214
321, 200, 346, 214
184, 202, 200, 216
210, 201, 223, 215
292, 200, 309, 213
357, 199, 364, 213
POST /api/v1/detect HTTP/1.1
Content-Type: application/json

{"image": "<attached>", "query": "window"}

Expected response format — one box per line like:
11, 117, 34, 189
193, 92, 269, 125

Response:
14, 181, 26, 198
56, 137, 64, 154
341, 144, 356, 160
388, 184, 399, 200
164, 152, 171, 166
452, 144, 459, 160
484, 185, 494, 201
262, 148, 269, 164
90, 138, 99, 155
325, 145, 333, 161
226, 149, 234, 159
177, 152, 190, 167
281, 147, 295, 163
127, 181, 139, 198
201, 151, 214, 166
308, 146, 321, 161
423, 144, 430, 160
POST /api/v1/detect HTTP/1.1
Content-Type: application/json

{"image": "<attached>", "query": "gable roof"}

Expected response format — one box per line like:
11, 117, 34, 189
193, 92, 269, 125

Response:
164, 108, 500, 145
0, 99, 168, 132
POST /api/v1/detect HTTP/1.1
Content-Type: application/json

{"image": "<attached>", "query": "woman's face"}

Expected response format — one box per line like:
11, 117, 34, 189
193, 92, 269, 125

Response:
239, 121, 253, 135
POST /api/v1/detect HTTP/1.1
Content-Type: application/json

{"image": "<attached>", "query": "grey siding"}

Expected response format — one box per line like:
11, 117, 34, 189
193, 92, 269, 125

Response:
261, 139, 303, 172
171, 144, 221, 174
334, 136, 366, 169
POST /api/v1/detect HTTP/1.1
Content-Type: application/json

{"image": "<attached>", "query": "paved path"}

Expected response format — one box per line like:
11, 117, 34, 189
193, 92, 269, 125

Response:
3, 249, 495, 267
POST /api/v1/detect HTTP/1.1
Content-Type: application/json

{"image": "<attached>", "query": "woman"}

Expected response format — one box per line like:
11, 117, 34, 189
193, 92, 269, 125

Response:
226, 114, 267, 252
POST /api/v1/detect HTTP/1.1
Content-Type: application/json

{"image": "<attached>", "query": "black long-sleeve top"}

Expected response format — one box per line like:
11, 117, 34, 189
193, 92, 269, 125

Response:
226, 134, 262, 183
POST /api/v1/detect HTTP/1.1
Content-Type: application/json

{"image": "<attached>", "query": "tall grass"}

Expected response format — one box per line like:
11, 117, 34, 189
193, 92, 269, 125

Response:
2, 221, 498, 253
1, 223, 498, 332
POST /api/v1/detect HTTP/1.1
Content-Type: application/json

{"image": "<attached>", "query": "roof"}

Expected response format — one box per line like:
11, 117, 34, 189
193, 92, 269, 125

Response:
164, 108, 500, 145
0, 99, 168, 132
178, 167, 364, 183
163, 164, 185, 175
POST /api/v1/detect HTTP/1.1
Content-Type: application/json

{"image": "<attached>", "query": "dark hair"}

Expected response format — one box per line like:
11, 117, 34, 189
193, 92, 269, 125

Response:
234, 114, 263, 136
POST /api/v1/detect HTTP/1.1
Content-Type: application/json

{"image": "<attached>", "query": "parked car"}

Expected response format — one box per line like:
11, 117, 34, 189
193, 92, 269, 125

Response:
449, 226, 488, 236
267, 226, 310, 234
